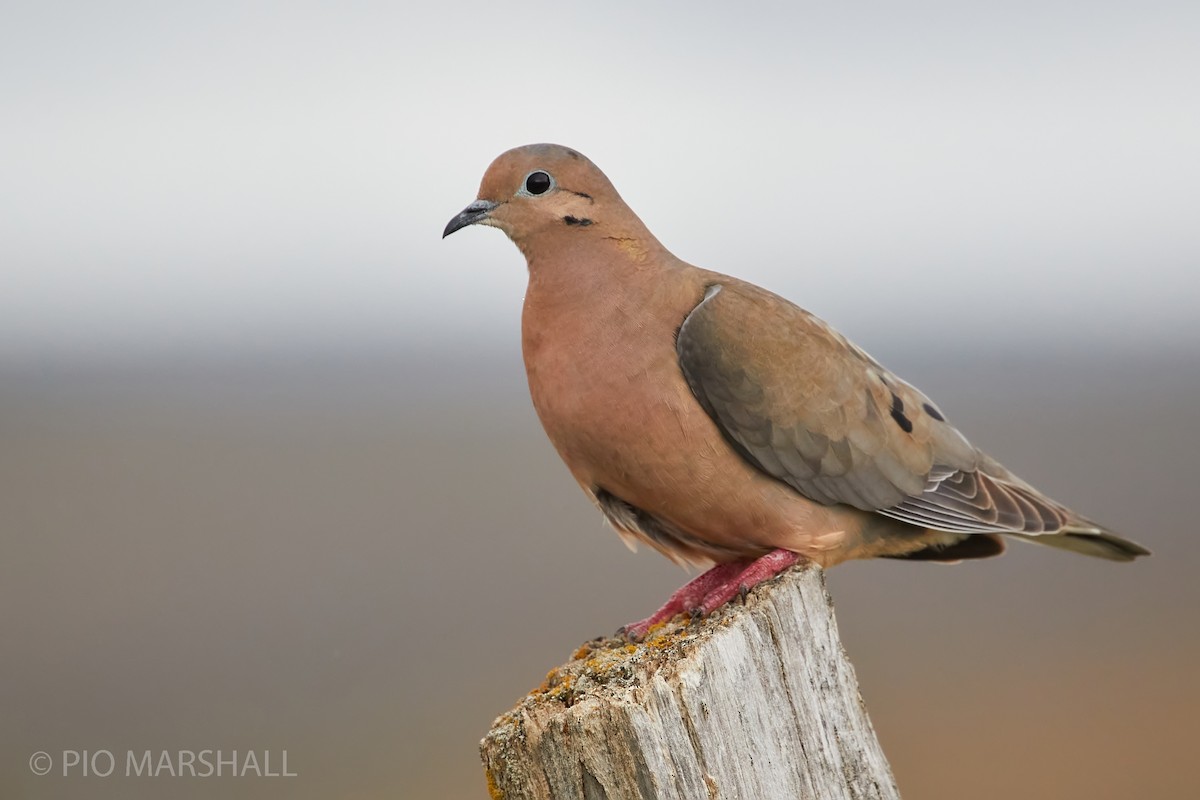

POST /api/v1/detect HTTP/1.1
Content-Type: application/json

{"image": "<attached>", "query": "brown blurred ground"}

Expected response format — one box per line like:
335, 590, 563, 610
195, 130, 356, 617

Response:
1, 346, 1196, 799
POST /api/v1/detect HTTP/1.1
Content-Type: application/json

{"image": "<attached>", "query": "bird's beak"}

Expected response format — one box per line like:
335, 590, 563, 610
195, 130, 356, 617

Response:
443, 199, 498, 238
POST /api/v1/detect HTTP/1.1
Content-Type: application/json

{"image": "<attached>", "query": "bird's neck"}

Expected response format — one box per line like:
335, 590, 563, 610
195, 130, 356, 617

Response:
519, 225, 706, 374
523, 234, 672, 307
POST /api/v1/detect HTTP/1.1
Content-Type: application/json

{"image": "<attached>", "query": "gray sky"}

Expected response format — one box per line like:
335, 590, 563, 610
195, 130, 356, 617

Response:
2, 1, 1198, 361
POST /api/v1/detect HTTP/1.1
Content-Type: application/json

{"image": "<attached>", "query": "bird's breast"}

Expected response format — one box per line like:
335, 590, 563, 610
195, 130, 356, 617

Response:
521, 289, 698, 488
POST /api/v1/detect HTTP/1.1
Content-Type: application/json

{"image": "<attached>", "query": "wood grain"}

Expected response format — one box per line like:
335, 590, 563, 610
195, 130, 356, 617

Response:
481, 564, 900, 799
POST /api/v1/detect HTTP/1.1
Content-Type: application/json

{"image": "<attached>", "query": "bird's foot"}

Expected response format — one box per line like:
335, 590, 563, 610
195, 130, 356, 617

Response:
621, 549, 800, 641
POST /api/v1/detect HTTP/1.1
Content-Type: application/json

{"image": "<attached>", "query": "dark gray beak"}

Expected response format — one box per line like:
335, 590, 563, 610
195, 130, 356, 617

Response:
443, 199, 498, 238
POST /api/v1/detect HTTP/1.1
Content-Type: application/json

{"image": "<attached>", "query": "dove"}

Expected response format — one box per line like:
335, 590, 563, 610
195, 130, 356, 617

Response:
443, 143, 1149, 638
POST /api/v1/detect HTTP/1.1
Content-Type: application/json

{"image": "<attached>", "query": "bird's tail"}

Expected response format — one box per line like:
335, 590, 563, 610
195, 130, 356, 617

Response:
960, 455, 1151, 562
882, 524, 1150, 564
1008, 526, 1151, 562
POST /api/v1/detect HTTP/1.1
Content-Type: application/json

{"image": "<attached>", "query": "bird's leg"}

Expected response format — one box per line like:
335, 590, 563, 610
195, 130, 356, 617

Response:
695, 548, 800, 615
621, 549, 801, 640
620, 561, 745, 641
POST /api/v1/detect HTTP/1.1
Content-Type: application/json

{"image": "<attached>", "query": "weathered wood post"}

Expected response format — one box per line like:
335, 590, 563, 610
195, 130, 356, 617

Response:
480, 563, 901, 800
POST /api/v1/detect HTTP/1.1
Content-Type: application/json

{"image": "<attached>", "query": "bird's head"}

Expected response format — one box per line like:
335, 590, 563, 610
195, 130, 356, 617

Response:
443, 144, 626, 246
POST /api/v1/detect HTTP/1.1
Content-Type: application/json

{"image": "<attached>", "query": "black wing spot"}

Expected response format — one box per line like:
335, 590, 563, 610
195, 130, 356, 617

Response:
922, 402, 945, 421
563, 215, 593, 226
890, 392, 914, 433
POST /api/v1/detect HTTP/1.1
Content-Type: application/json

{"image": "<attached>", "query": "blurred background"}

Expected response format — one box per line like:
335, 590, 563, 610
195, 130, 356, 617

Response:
2, 2, 1197, 798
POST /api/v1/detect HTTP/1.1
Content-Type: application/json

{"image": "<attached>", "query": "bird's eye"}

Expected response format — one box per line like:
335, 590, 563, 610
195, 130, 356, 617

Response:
524, 171, 553, 195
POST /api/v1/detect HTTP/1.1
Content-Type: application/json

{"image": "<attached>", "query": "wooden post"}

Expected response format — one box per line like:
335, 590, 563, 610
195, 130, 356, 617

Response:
480, 563, 901, 800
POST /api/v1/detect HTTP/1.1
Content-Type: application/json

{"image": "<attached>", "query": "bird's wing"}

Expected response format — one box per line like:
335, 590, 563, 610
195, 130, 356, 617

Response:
676, 281, 1078, 536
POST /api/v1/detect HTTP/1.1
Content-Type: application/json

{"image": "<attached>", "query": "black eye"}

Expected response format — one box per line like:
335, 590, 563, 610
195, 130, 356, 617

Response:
524, 171, 552, 195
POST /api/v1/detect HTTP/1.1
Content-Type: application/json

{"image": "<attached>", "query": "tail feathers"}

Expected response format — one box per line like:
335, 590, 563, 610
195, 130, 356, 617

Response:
884, 526, 1151, 564
1009, 528, 1151, 562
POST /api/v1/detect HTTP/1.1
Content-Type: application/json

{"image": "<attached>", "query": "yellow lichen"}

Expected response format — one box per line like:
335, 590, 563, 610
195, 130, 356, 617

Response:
645, 619, 671, 636
582, 656, 617, 680
536, 667, 561, 694
643, 629, 684, 651
485, 769, 505, 800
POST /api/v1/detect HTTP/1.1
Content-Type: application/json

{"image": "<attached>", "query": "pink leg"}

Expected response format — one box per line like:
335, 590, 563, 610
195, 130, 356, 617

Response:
622, 549, 800, 640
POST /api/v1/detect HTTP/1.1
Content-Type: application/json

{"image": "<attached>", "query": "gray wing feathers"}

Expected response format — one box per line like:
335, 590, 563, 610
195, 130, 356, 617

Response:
677, 283, 1079, 537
